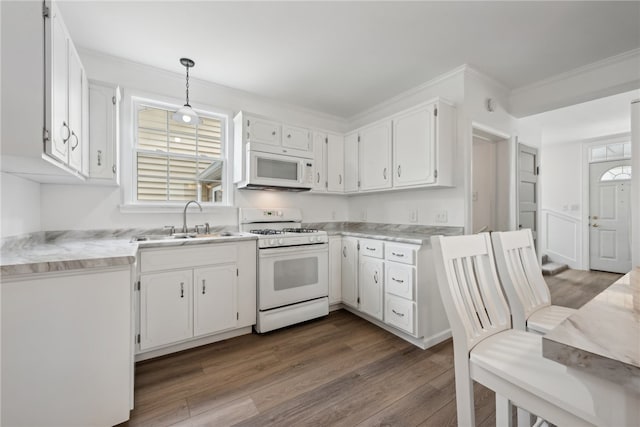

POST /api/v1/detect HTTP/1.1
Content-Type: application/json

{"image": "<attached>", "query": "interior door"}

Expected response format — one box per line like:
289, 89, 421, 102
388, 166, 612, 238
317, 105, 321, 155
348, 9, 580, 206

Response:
589, 160, 632, 273
518, 144, 539, 247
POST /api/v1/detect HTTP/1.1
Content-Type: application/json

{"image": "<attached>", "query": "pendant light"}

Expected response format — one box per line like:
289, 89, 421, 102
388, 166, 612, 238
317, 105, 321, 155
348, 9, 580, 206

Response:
173, 58, 201, 125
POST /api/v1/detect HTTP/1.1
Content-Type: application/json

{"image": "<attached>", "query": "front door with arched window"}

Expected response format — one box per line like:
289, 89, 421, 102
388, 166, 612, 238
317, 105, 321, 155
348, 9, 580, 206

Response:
589, 160, 632, 273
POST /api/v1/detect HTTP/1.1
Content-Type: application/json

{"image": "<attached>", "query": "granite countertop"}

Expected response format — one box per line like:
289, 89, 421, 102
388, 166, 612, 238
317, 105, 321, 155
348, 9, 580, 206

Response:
542, 267, 640, 394
1, 229, 257, 278
304, 222, 464, 245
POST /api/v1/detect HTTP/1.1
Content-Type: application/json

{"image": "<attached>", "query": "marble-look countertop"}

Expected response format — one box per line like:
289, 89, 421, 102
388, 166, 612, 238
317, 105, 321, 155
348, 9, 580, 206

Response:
304, 222, 464, 245
542, 268, 640, 393
1, 228, 257, 278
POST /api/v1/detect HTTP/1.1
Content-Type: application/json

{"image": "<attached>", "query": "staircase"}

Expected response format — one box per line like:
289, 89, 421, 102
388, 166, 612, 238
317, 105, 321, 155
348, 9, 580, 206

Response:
541, 254, 569, 276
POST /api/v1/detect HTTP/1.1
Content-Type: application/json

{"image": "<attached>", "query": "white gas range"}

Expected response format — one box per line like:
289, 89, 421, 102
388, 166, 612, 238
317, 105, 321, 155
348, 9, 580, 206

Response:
239, 208, 329, 333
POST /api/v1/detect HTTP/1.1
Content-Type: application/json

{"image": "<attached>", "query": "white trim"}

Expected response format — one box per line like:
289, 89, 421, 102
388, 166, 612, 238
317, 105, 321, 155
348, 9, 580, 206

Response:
542, 132, 630, 148
347, 64, 467, 124
511, 48, 640, 96
541, 208, 581, 268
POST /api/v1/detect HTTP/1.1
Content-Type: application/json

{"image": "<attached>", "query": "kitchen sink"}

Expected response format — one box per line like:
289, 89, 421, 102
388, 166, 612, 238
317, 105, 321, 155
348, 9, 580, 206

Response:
131, 231, 242, 242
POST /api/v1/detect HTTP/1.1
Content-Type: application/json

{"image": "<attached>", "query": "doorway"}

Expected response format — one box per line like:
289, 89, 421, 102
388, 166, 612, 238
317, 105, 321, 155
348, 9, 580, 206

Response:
518, 144, 539, 247
589, 160, 632, 273
471, 127, 511, 234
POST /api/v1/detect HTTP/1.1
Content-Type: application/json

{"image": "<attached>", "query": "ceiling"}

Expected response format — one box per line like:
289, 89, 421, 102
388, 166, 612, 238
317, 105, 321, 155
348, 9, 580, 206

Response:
58, 1, 640, 118
519, 89, 640, 145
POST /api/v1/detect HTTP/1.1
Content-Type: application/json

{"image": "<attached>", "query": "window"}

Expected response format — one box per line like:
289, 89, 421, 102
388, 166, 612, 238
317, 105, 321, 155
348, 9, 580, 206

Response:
589, 141, 631, 163
134, 101, 226, 204
600, 165, 632, 181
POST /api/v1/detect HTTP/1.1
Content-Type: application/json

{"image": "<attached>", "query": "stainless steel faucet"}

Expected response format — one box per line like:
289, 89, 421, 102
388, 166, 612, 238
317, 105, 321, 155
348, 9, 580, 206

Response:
182, 200, 202, 233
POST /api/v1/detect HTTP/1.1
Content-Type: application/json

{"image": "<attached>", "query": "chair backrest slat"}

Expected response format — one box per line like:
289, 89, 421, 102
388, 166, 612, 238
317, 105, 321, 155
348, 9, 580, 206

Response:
432, 233, 511, 352
492, 229, 551, 330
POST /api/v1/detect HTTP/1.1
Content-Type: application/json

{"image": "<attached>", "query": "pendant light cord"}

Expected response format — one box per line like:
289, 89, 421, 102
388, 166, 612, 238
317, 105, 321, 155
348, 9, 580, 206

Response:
185, 65, 190, 106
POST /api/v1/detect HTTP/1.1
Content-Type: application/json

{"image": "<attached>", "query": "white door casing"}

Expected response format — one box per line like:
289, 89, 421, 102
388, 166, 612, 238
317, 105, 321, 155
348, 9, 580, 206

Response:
589, 160, 632, 273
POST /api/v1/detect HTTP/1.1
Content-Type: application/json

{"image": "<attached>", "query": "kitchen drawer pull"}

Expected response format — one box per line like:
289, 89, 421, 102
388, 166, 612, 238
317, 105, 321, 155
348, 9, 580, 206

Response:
392, 277, 404, 283
338, 174, 342, 184
343, 247, 347, 257
391, 252, 405, 257
202, 279, 206, 294
392, 309, 405, 317
365, 246, 376, 251
397, 165, 401, 177
180, 282, 184, 298
374, 271, 379, 284
317, 172, 320, 183
383, 167, 387, 180
271, 130, 276, 136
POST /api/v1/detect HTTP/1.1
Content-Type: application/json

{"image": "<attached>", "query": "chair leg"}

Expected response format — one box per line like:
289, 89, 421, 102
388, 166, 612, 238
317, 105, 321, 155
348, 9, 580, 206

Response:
454, 356, 475, 426
517, 407, 533, 427
496, 393, 513, 427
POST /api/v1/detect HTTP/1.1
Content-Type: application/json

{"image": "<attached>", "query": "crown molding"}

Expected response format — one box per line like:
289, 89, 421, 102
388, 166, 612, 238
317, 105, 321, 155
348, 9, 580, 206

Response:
512, 48, 640, 96
464, 66, 510, 93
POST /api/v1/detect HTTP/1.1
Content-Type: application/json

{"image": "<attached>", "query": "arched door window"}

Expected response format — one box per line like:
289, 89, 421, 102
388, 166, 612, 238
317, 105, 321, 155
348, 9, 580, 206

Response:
600, 165, 632, 181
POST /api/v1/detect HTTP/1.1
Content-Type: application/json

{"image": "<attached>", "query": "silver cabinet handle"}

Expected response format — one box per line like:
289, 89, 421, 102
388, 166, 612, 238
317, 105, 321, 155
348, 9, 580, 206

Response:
202, 279, 206, 294
287, 134, 291, 138
383, 168, 387, 180
70, 131, 79, 151
338, 174, 342, 184
97, 150, 102, 166
61, 121, 70, 143
392, 309, 405, 317
366, 246, 376, 251
397, 165, 401, 177
374, 271, 379, 284
271, 130, 276, 136
180, 282, 184, 298
392, 277, 404, 283
391, 252, 404, 257
317, 172, 320, 183
343, 247, 347, 258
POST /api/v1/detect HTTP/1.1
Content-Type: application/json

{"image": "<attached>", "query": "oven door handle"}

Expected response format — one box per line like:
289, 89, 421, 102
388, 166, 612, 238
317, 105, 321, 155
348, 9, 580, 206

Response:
259, 243, 328, 257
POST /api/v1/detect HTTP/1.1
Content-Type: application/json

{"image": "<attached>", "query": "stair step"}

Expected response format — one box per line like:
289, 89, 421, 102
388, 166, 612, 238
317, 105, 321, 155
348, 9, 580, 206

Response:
541, 262, 569, 276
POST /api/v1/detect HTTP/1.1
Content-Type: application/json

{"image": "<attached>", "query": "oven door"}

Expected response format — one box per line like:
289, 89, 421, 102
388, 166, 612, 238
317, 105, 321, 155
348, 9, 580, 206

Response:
258, 244, 328, 311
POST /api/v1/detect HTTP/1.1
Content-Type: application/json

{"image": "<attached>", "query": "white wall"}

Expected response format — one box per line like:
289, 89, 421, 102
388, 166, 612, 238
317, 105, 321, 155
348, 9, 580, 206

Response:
0, 173, 41, 237
39, 50, 349, 231
472, 138, 497, 232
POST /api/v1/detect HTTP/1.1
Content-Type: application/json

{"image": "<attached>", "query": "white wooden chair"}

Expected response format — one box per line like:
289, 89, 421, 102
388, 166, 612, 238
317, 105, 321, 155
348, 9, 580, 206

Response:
491, 229, 575, 334
431, 233, 639, 427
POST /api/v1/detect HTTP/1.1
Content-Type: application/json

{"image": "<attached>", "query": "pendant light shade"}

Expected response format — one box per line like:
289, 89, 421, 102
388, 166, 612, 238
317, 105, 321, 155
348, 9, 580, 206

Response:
173, 58, 201, 125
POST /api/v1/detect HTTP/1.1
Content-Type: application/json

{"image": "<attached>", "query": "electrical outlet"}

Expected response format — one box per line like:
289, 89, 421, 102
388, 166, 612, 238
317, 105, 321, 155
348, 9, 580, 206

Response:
409, 209, 418, 223
435, 211, 448, 223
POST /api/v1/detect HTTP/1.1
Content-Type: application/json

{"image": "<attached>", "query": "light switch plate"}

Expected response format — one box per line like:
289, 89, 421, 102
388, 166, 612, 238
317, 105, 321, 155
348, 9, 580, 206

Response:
409, 209, 418, 223
435, 211, 448, 223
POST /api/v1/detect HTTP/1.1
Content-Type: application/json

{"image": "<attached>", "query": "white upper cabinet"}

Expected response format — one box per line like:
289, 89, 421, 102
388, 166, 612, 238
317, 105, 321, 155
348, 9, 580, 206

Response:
359, 121, 392, 191
343, 131, 359, 193
88, 81, 120, 184
282, 124, 312, 151
46, 2, 87, 175
326, 133, 344, 193
246, 116, 281, 146
393, 99, 455, 188
311, 131, 327, 192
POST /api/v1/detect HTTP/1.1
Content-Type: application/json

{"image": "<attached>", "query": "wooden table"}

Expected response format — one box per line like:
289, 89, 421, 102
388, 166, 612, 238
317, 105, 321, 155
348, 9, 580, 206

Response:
542, 267, 640, 394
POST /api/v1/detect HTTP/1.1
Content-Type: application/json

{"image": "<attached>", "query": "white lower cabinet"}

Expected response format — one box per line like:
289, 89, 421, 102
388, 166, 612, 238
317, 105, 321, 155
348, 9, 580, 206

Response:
340, 236, 359, 307
137, 240, 256, 355
328, 236, 342, 304
335, 235, 450, 349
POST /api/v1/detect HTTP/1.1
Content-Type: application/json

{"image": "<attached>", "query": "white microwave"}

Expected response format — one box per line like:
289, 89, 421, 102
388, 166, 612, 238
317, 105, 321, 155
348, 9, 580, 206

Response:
238, 149, 315, 191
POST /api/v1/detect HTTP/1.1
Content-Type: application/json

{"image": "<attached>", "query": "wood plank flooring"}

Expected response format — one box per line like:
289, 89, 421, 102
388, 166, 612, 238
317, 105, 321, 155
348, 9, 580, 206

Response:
118, 269, 621, 427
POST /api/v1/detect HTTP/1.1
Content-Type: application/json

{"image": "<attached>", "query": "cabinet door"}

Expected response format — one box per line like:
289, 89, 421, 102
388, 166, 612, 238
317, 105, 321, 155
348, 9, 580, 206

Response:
359, 257, 384, 320
341, 237, 359, 307
328, 237, 342, 304
50, 5, 69, 164
327, 133, 344, 192
359, 121, 392, 191
193, 264, 238, 337
140, 270, 193, 350
247, 116, 281, 146
393, 105, 435, 187
283, 124, 312, 151
344, 131, 359, 193
67, 43, 84, 172
88, 82, 118, 181
311, 132, 327, 192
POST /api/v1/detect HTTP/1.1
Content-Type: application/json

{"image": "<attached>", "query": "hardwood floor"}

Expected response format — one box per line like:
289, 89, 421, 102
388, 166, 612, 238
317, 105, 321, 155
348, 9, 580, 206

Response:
119, 269, 621, 427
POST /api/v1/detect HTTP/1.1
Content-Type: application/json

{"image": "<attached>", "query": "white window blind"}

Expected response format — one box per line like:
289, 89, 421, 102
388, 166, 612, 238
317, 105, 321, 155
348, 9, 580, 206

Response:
135, 104, 225, 203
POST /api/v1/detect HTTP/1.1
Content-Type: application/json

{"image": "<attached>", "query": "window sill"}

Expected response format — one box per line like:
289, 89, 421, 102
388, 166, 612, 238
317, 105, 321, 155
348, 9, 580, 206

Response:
119, 203, 236, 214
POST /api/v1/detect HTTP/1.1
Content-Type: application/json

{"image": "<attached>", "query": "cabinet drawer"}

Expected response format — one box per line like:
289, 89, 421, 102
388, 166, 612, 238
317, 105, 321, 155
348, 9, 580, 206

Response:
385, 294, 415, 335
141, 244, 238, 273
386, 263, 415, 300
385, 244, 416, 265
360, 239, 384, 258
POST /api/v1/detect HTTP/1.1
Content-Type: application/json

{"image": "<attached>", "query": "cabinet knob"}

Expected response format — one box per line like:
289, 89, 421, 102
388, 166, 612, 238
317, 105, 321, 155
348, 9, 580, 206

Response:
287, 134, 291, 138
271, 131, 276, 136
